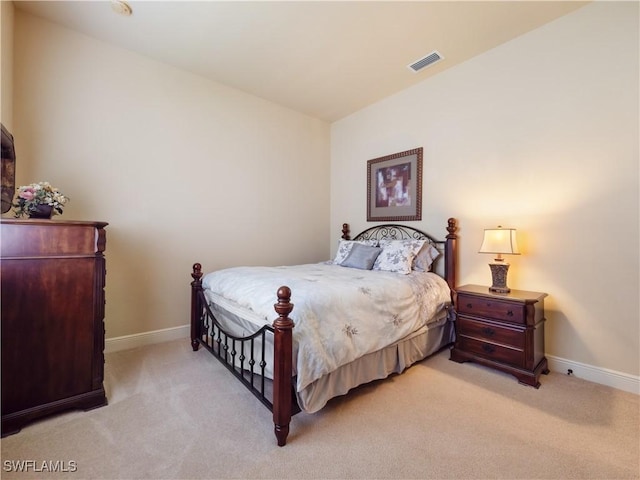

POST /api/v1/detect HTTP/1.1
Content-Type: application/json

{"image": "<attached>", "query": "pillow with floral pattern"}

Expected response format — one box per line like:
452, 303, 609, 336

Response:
373, 239, 426, 274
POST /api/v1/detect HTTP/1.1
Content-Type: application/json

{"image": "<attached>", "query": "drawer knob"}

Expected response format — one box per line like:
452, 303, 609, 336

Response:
482, 327, 495, 336
482, 344, 495, 354
466, 303, 473, 308
507, 310, 514, 317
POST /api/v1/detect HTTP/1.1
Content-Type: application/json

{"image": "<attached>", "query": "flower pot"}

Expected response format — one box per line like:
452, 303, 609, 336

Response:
29, 204, 54, 219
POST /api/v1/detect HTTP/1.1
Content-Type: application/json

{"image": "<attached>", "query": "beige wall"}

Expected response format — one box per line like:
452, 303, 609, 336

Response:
331, 2, 639, 377
6, 3, 638, 382
9, 11, 330, 339
1, 0, 14, 129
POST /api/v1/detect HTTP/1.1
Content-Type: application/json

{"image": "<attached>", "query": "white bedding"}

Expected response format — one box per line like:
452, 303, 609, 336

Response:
202, 263, 451, 395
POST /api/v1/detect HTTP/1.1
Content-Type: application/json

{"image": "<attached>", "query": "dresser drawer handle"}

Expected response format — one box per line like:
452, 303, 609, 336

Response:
481, 344, 495, 354
507, 310, 514, 317
466, 303, 473, 309
482, 327, 495, 336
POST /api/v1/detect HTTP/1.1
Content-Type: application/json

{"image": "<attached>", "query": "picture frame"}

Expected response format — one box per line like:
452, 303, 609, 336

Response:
367, 147, 423, 222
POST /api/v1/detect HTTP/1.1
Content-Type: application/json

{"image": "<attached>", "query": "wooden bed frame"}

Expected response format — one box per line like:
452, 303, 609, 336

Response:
190, 218, 458, 446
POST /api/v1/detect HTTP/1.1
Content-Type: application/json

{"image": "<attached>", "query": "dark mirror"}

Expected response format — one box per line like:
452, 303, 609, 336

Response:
1, 124, 16, 214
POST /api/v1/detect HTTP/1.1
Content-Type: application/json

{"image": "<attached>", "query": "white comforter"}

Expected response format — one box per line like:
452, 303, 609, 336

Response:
202, 263, 451, 393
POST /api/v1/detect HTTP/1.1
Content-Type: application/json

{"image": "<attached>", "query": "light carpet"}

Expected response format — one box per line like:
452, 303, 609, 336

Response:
1, 339, 638, 479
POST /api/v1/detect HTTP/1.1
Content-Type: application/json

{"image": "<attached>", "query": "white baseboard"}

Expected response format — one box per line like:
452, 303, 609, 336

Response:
105, 325, 189, 353
547, 354, 639, 395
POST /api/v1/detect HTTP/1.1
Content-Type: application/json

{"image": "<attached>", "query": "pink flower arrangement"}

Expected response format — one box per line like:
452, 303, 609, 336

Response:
18, 187, 36, 202
12, 181, 69, 218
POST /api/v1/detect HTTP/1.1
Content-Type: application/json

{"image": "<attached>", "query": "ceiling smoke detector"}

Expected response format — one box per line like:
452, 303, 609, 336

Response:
111, 1, 132, 17
407, 51, 443, 73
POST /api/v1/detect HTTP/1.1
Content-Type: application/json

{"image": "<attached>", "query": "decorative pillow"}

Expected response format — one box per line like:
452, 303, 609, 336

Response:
373, 239, 426, 274
333, 239, 377, 264
340, 243, 382, 270
413, 242, 441, 272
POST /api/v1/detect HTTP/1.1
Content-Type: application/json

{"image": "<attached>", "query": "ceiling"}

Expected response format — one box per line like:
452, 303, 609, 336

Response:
14, 1, 588, 122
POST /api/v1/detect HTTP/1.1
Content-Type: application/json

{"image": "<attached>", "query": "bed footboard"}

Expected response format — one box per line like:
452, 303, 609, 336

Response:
190, 263, 296, 446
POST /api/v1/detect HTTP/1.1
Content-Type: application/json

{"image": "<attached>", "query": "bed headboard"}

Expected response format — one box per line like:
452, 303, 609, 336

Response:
341, 219, 458, 291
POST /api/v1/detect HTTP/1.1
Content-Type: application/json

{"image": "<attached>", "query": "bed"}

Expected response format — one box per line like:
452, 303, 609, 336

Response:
190, 219, 458, 446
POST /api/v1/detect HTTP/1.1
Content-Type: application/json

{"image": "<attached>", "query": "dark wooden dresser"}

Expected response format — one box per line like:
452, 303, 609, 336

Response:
450, 284, 549, 388
1, 219, 108, 435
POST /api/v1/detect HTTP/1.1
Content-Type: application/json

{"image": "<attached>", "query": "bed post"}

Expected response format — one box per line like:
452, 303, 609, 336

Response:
272, 286, 294, 446
444, 218, 458, 292
341, 223, 350, 240
191, 263, 203, 351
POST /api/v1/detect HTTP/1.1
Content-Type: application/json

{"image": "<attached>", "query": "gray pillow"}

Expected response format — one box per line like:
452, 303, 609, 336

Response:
341, 243, 382, 270
413, 242, 441, 272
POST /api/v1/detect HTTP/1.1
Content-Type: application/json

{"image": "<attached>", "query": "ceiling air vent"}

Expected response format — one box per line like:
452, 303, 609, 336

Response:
407, 51, 443, 73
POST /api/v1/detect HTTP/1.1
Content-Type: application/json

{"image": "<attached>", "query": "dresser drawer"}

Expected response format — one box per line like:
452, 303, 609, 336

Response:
457, 294, 525, 324
1, 222, 106, 257
457, 336, 525, 368
457, 317, 525, 349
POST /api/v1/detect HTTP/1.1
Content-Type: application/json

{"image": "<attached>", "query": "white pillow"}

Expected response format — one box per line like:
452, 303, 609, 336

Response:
333, 239, 378, 265
373, 239, 425, 274
413, 242, 441, 272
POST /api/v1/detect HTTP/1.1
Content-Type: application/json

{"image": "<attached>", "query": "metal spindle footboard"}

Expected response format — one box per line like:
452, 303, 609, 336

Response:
194, 288, 275, 409
190, 263, 298, 446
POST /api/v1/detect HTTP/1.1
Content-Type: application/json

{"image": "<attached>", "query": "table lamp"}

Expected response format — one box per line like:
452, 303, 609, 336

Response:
479, 226, 520, 293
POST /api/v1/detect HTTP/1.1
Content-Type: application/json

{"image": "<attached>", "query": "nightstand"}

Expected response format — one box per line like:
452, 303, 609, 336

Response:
450, 284, 549, 388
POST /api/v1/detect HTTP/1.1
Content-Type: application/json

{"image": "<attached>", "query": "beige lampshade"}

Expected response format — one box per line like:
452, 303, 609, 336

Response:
479, 227, 520, 256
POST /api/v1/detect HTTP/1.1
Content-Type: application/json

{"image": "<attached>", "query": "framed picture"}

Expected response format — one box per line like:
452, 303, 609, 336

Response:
367, 147, 423, 222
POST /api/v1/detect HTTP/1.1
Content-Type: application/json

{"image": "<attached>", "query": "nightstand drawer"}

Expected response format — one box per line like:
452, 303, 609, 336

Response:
457, 317, 525, 349
457, 294, 525, 324
457, 336, 525, 368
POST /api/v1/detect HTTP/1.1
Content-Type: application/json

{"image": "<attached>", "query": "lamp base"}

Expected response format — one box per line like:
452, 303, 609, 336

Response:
488, 262, 511, 294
